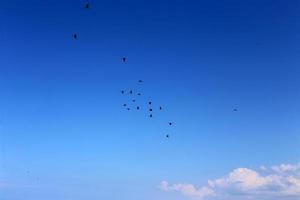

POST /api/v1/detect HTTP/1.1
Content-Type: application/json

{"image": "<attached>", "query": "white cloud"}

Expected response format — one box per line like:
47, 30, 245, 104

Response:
271, 163, 300, 174
160, 181, 215, 199
160, 163, 300, 200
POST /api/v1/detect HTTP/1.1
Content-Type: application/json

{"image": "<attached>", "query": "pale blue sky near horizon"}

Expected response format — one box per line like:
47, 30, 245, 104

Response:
0, 0, 300, 199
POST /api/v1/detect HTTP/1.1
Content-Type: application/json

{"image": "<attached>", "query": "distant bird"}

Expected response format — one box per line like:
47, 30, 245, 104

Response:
85, 3, 90, 9
137, 93, 141, 96
122, 57, 127, 62
138, 80, 143, 83
73, 33, 78, 39
132, 99, 136, 102
148, 101, 152, 105
121, 90, 125, 94
127, 108, 130, 110
169, 122, 172, 126
149, 108, 153, 112
159, 106, 162, 110
136, 106, 140, 110
123, 103, 127, 107
233, 108, 238, 112
166, 134, 170, 138
129, 90, 133, 94
149, 114, 153, 118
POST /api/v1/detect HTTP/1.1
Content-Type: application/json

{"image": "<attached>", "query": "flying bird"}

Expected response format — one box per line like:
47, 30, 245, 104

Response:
85, 3, 90, 9
169, 122, 172, 126
122, 57, 127, 62
138, 80, 143, 83
149, 114, 153, 118
149, 108, 153, 112
233, 108, 238, 112
73, 33, 78, 39
129, 90, 133, 94
148, 101, 152, 105
166, 134, 170, 138
127, 108, 130, 111
137, 93, 141, 96
123, 103, 127, 107
136, 106, 140, 110
159, 106, 162, 110
132, 99, 136, 102
121, 90, 125, 94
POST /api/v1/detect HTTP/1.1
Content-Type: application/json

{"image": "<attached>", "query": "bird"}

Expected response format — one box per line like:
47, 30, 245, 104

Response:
122, 57, 127, 62
159, 106, 162, 110
85, 3, 90, 9
137, 93, 141, 96
148, 101, 152, 105
127, 108, 130, 111
132, 99, 136, 102
233, 108, 238, 112
166, 134, 170, 138
169, 122, 172, 126
136, 106, 140, 110
149, 114, 153, 118
121, 90, 125, 94
123, 103, 127, 107
129, 90, 133, 94
149, 108, 153, 112
138, 80, 143, 83
73, 33, 78, 39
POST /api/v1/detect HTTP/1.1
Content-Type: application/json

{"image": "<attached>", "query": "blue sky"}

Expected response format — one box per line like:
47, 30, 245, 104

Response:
0, 0, 300, 200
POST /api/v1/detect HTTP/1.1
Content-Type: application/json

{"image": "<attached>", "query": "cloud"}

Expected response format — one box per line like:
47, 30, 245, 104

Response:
160, 163, 300, 200
160, 181, 215, 199
271, 163, 300, 174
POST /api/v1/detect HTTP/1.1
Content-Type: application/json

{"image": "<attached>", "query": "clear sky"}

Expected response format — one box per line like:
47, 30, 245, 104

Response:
0, 0, 300, 200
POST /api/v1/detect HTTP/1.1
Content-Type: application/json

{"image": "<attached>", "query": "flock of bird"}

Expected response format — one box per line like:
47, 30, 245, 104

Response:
120, 77, 173, 139
72, 2, 239, 139
72, 2, 174, 138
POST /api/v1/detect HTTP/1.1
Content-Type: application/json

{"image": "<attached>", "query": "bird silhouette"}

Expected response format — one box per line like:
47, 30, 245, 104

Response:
137, 93, 141, 96
169, 122, 172, 126
122, 57, 127, 62
149, 108, 153, 112
166, 134, 170, 138
138, 80, 143, 83
73, 33, 78, 39
121, 90, 125, 94
148, 101, 152, 105
85, 3, 90, 9
149, 114, 153, 118
233, 108, 238, 112
159, 106, 162, 110
127, 108, 130, 111
129, 90, 133, 94
136, 106, 140, 110
132, 99, 136, 102
123, 103, 127, 107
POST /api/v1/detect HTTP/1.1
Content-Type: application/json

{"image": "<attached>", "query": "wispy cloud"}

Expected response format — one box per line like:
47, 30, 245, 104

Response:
160, 163, 300, 200
160, 181, 215, 199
